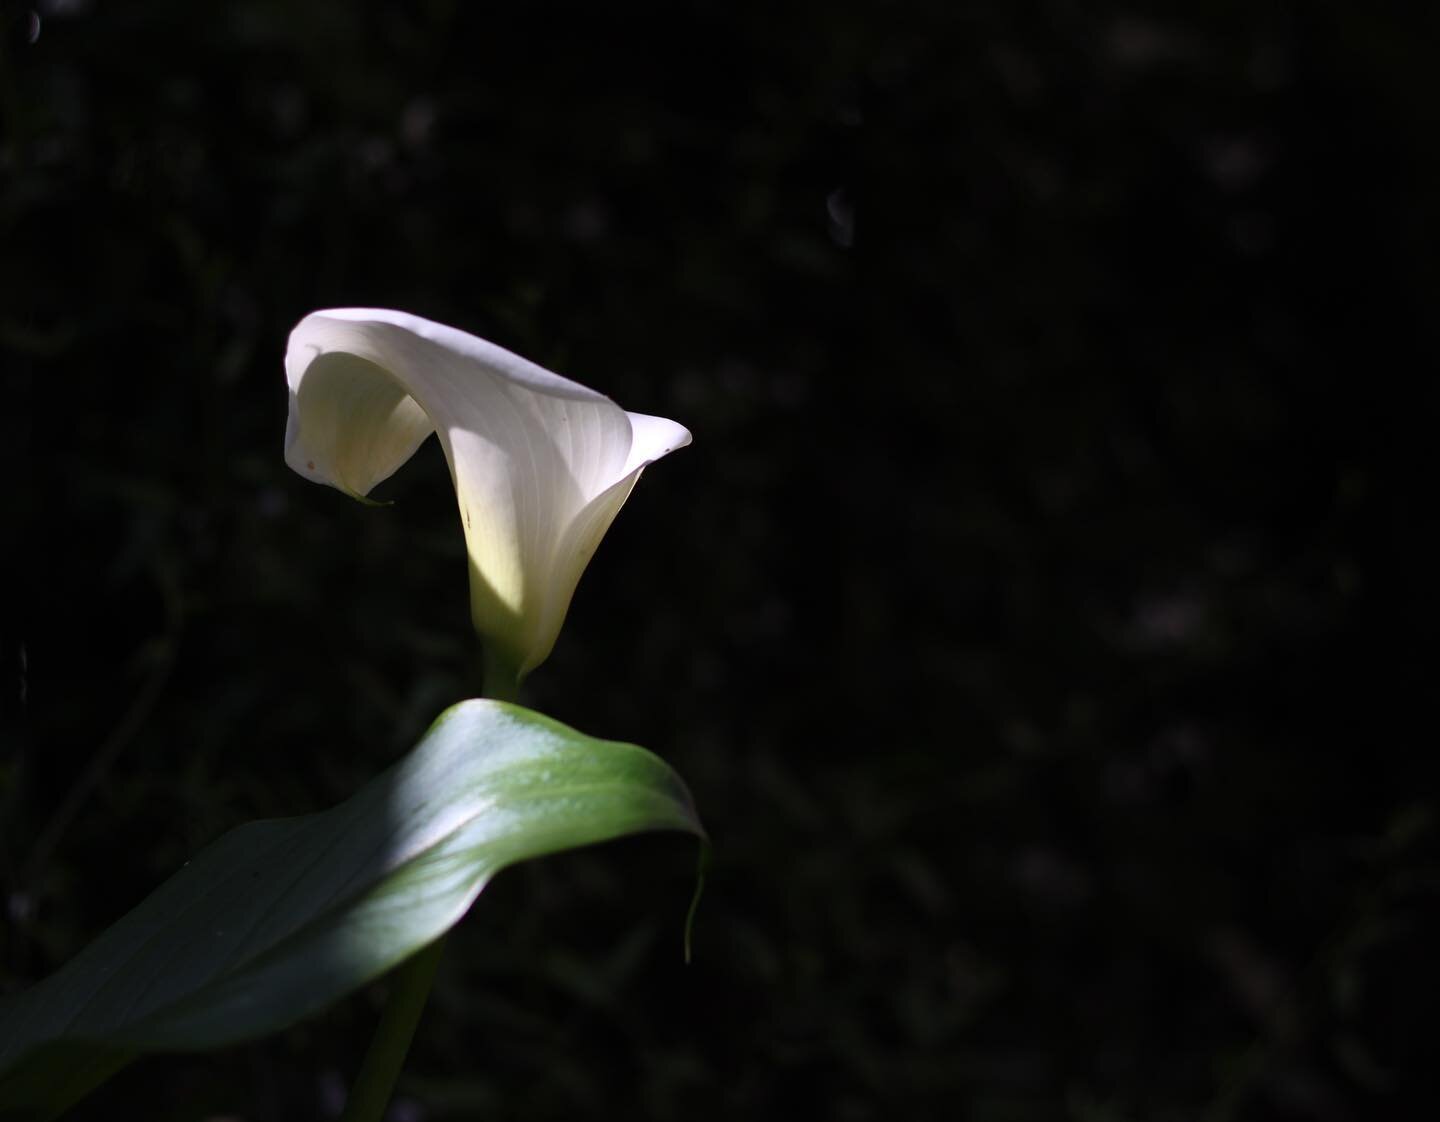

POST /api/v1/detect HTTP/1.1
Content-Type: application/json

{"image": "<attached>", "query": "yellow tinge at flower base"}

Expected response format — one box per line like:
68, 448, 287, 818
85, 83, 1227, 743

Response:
284, 308, 691, 680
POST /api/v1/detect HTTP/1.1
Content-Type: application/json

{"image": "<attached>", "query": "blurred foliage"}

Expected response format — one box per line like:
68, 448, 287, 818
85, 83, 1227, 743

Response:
2, 1, 1438, 1119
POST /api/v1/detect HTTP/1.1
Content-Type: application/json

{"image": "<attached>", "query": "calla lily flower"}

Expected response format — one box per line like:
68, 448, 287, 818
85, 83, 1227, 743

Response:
284, 308, 690, 682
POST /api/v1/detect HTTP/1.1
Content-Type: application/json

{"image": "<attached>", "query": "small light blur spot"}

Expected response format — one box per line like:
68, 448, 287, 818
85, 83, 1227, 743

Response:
7, 892, 33, 924
388, 1098, 427, 1122
826, 188, 855, 249
317, 1068, 346, 1116
1106, 17, 1178, 70
1202, 135, 1269, 192
400, 98, 436, 149
26, 10, 40, 42
564, 197, 608, 243
39, 0, 92, 16
258, 487, 289, 518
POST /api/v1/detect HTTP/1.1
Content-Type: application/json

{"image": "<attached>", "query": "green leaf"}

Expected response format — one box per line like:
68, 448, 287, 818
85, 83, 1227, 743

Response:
0, 700, 703, 1121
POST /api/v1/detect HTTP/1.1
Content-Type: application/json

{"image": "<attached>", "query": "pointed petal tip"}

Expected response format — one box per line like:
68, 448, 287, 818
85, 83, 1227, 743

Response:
625, 412, 693, 473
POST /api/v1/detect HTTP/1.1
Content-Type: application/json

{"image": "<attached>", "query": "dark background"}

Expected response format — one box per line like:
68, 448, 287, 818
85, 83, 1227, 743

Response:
3, 2, 1437, 1119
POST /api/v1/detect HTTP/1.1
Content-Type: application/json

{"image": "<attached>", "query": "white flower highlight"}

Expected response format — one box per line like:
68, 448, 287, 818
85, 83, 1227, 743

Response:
284, 308, 690, 679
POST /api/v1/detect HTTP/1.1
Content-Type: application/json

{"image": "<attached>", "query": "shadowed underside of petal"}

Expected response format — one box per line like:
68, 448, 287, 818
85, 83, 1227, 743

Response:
285, 351, 434, 499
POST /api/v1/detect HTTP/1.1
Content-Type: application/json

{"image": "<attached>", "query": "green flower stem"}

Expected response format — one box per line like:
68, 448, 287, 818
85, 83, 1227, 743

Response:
340, 649, 519, 1120
338, 937, 445, 1122
481, 645, 523, 703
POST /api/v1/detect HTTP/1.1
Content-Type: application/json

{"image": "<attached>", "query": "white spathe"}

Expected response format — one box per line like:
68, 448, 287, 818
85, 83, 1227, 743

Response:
284, 308, 690, 678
